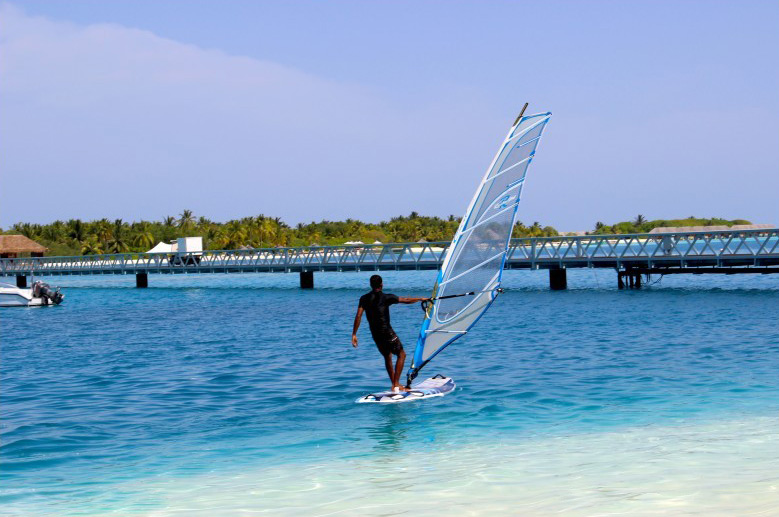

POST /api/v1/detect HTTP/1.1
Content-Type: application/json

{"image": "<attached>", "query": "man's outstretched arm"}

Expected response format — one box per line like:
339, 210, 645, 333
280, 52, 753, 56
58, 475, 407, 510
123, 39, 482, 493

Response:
397, 297, 430, 304
351, 306, 364, 347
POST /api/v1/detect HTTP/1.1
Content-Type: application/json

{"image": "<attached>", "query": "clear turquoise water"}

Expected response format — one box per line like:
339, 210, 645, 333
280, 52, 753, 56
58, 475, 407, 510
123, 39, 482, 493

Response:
2, 270, 778, 515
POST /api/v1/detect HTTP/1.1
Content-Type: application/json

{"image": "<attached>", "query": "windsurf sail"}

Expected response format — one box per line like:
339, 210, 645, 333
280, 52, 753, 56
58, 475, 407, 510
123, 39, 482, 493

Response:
407, 105, 552, 384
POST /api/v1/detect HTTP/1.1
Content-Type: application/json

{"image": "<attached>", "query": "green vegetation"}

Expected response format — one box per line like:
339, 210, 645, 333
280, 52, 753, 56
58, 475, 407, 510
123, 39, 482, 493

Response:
2, 211, 559, 255
6, 211, 750, 255
590, 215, 752, 235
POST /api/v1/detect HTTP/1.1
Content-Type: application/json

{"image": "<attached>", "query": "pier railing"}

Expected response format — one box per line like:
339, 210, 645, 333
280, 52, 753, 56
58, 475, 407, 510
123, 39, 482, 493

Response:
505, 228, 779, 269
1, 228, 778, 277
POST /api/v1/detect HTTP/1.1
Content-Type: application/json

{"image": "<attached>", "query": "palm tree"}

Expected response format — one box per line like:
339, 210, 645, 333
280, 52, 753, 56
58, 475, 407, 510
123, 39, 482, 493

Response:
272, 216, 284, 227
276, 229, 290, 247
107, 219, 129, 253
42, 221, 64, 242
633, 214, 646, 226
159, 215, 177, 241
93, 219, 113, 246
204, 226, 223, 250
196, 216, 212, 233
113, 219, 124, 237
81, 237, 103, 255
225, 221, 247, 249
67, 219, 85, 243
258, 218, 275, 248
211, 229, 229, 250
13, 222, 42, 239
512, 221, 528, 238
410, 220, 424, 241
178, 209, 195, 232
108, 238, 129, 253
132, 224, 155, 251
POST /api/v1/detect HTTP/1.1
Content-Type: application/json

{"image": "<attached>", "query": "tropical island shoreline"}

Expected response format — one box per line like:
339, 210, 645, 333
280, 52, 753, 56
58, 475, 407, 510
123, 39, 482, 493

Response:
2, 212, 756, 256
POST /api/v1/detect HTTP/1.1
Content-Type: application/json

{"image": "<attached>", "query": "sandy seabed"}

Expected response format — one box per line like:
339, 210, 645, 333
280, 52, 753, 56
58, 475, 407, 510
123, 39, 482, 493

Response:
131, 415, 779, 517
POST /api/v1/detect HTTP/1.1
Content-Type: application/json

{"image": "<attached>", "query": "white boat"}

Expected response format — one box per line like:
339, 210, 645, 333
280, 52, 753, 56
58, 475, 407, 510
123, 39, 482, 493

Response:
0, 281, 64, 307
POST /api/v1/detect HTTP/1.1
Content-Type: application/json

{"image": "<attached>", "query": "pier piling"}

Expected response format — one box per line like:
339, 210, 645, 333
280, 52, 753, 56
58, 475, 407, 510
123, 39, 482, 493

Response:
16, 275, 27, 288
136, 273, 148, 288
618, 269, 642, 289
300, 271, 314, 289
549, 269, 567, 290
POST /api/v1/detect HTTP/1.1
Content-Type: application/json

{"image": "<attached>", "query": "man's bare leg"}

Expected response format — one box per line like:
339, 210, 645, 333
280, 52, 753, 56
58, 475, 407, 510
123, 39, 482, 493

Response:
392, 349, 407, 390
382, 352, 395, 389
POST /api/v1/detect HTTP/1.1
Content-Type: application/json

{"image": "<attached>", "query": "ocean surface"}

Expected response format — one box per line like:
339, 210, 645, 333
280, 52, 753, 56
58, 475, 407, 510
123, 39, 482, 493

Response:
2, 269, 778, 516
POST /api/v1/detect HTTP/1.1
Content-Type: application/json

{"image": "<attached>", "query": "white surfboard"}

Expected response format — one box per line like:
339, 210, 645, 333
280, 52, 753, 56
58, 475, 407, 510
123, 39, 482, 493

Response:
356, 375, 455, 404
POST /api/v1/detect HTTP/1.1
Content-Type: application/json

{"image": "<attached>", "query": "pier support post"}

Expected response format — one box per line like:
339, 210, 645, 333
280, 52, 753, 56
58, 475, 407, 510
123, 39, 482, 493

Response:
549, 268, 567, 290
618, 269, 642, 289
300, 271, 314, 289
16, 275, 27, 288
136, 273, 148, 288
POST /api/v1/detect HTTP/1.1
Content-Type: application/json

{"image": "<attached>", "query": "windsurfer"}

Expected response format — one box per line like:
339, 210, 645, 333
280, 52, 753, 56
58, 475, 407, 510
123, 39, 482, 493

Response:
352, 275, 428, 392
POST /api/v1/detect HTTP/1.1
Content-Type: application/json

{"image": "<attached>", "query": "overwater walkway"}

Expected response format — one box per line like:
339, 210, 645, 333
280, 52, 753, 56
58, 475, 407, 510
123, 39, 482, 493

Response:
2, 229, 778, 289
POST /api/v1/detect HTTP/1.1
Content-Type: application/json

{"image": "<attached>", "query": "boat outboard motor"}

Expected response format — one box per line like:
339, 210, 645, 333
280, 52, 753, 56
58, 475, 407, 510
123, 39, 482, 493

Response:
32, 281, 65, 305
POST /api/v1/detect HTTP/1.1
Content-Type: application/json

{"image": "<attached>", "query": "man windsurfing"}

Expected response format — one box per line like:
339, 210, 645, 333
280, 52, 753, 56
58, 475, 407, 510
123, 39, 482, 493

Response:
351, 275, 428, 392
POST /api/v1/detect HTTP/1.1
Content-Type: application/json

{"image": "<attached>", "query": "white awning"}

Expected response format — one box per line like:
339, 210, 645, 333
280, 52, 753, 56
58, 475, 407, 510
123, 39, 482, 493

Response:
147, 241, 176, 253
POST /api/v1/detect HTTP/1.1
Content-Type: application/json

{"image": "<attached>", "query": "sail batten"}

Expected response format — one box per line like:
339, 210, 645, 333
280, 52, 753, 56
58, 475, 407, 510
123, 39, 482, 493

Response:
484, 160, 530, 184
406, 109, 552, 384
440, 251, 505, 286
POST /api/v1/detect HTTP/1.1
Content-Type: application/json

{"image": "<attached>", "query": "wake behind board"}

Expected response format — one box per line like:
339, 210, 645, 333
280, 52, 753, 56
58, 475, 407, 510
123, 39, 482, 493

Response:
356, 375, 455, 404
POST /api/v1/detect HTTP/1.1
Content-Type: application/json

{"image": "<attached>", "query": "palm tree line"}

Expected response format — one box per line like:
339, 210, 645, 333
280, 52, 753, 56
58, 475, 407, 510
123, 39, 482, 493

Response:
590, 215, 751, 235
4, 211, 559, 256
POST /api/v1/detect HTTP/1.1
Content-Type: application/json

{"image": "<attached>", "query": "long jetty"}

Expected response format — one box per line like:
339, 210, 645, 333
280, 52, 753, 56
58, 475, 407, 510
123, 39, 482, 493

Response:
2, 228, 778, 290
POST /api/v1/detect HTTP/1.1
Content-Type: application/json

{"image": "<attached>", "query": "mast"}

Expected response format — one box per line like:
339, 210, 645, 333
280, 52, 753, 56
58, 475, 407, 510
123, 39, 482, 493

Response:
406, 105, 552, 386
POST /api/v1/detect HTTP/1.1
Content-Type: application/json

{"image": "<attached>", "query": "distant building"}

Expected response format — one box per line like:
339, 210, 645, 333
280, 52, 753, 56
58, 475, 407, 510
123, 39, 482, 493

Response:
0, 235, 47, 258
649, 224, 776, 234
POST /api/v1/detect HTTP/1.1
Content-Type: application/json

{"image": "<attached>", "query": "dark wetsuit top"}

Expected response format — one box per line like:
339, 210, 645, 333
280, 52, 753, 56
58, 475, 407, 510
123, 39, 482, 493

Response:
359, 291, 403, 355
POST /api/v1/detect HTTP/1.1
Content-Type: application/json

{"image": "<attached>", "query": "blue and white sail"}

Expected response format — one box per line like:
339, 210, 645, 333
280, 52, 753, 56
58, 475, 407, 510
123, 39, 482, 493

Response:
407, 107, 552, 383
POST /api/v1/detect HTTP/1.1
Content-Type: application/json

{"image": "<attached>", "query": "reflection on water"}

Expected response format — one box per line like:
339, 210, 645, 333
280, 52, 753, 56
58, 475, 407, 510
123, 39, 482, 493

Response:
367, 406, 412, 454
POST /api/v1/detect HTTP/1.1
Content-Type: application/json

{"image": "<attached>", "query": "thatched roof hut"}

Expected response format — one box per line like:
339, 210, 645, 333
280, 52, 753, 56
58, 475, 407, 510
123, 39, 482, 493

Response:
0, 235, 47, 258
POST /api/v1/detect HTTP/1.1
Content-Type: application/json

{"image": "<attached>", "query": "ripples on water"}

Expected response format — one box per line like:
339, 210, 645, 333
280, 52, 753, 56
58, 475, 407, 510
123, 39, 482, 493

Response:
2, 270, 778, 515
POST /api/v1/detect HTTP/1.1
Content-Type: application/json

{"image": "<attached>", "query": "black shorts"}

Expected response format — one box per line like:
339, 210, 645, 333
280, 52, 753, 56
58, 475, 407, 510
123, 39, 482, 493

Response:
374, 332, 403, 356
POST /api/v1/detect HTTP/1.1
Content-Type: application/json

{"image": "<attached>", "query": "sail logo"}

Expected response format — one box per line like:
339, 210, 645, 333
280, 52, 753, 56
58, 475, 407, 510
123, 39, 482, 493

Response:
493, 194, 515, 210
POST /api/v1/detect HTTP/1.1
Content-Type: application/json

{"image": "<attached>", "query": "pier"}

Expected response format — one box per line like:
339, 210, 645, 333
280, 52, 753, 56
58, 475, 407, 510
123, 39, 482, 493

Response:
2, 228, 777, 290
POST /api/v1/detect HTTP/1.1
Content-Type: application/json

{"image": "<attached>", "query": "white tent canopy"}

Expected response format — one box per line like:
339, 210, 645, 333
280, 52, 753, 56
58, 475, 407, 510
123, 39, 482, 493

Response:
147, 241, 176, 253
